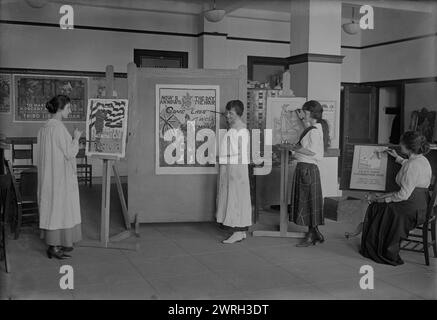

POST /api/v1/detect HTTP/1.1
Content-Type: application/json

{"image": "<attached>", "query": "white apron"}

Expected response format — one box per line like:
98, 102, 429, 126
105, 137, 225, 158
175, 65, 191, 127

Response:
216, 121, 252, 228
37, 119, 81, 230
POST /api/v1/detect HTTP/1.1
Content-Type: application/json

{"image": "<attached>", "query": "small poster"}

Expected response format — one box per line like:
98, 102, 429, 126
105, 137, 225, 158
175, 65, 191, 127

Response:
350, 145, 389, 191
0, 74, 11, 114
85, 99, 129, 158
319, 100, 336, 144
14, 75, 87, 122
156, 84, 219, 174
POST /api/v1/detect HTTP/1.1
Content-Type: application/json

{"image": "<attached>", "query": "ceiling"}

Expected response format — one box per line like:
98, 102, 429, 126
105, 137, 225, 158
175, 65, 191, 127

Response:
1, 0, 434, 16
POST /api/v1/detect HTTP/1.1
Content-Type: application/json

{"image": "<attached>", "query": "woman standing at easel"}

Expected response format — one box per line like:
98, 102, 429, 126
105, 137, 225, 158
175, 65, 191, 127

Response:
37, 95, 82, 259
290, 100, 329, 247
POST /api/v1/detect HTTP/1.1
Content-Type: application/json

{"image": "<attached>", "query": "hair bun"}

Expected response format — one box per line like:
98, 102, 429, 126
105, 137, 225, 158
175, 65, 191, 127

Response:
419, 135, 430, 155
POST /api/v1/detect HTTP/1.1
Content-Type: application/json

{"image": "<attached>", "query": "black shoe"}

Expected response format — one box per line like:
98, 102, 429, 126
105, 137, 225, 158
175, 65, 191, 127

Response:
296, 232, 317, 247
314, 228, 325, 243
61, 246, 74, 252
47, 246, 70, 260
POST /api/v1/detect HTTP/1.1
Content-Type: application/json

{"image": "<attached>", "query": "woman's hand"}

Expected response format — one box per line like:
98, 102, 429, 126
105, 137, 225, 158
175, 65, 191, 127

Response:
73, 128, 83, 141
386, 148, 398, 158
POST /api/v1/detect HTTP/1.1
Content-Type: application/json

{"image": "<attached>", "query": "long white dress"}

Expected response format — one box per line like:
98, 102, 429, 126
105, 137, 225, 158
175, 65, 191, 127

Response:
216, 120, 252, 228
37, 119, 81, 239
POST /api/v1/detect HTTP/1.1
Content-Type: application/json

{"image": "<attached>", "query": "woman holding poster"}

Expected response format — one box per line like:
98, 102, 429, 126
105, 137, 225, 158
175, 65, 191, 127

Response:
37, 95, 82, 259
216, 100, 252, 244
290, 100, 330, 247
360, 131, 432, 265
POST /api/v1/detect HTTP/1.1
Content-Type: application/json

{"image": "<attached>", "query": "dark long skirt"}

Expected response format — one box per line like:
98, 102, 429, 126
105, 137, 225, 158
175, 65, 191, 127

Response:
290, 162, 324, 227
360, 188, 429, 266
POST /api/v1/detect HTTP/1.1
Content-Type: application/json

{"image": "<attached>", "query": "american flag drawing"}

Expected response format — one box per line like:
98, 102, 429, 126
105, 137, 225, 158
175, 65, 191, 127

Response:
89, 99, 126, 130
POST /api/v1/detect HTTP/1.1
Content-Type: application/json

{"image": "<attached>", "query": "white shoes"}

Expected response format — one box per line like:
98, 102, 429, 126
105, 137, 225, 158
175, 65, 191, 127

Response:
222, 231, 247, 244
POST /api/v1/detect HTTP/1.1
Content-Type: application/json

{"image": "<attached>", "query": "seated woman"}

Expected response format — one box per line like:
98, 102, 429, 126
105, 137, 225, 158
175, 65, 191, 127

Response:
360, 131, 432, 266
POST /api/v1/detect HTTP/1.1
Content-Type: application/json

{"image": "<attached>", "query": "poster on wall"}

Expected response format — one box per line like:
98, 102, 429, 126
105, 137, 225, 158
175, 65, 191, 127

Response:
156, 84, 220, 174
0, 74, 12, 114
85, 98, 129, 158
350, 145, 389, 191
13, 75, 87, 122
318, 100, 336, 144
89, 76, 128, 99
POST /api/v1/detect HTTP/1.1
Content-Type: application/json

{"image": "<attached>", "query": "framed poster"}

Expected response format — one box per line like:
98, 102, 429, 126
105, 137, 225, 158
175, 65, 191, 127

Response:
0, 74, 11, 114
266, 96, 306, 145
85, 99, 129, 158
350, 145, 389, 191
13, 74, 87, 122
156, 84, 219, 174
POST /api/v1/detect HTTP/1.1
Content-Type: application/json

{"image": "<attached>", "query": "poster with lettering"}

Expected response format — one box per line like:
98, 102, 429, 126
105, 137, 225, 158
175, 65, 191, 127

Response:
14, 75, 87, 122
350, 145, 389, 191
156, 84, 220, 174
0, 74, 11, 114
85, 99, 129, 158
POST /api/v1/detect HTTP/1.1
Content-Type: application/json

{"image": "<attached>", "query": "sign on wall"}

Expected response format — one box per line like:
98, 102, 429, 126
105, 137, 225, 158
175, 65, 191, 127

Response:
13, 75, 87, 122
318, 100, 337, 145
85, 98, 129, 158
156, 84, 220, 174
0, 74, 11, 114
350, 145, 389, 191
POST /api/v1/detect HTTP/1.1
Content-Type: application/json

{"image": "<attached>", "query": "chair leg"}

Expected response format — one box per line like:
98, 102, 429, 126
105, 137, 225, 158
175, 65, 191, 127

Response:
431, 220, 437, 258
14, 204, 22, 240
423, 222, 430, 266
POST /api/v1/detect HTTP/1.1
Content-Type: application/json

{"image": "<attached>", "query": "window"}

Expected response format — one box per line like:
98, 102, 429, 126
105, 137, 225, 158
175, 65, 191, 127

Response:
134, 49, 188, 68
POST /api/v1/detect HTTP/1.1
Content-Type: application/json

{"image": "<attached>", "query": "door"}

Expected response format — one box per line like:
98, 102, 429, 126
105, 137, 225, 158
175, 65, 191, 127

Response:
339, 85, 378, 189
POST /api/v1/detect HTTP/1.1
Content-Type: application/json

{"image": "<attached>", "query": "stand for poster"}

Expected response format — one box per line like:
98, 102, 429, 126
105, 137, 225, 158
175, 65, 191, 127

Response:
78, 65, 139, 251
253, 83, 306, 239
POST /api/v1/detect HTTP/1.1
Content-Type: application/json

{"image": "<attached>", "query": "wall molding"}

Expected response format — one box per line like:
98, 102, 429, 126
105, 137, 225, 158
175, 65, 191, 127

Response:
287, 53, 345, 65
0, 67, 127, 78
2, 19, 435, 49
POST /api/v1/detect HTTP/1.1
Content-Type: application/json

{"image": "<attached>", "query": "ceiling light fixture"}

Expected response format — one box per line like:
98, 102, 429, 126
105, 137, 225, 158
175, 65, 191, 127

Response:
342, 6, 360, 35
204, 0, 226, 23
25, 0, 48, 8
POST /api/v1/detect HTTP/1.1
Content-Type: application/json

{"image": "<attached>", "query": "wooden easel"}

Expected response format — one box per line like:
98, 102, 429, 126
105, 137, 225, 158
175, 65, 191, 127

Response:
253, 72, 306, 239
78, 65, 139, 250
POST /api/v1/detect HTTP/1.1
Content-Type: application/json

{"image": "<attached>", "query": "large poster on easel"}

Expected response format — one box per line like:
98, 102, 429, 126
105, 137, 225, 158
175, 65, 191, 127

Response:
85, 98, 129, 158
350, 145, 389, 191
155, 84, 220, 174
266, 97, 306, 145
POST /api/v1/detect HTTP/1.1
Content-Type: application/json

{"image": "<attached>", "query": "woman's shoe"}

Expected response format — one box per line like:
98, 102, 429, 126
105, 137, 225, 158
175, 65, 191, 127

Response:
314, 228, 325, 243
47, 246, 70, 260
61, 246, 74, 252
222, 232, 246, 244
296, 232, 317, 247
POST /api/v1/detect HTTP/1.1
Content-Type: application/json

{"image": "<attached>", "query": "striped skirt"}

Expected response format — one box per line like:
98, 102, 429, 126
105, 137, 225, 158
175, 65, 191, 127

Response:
290, 162, 324, 227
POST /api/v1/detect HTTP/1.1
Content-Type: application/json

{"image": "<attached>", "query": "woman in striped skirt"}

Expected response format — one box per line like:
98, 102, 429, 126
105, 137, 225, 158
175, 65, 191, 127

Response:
290, 100, 330, 247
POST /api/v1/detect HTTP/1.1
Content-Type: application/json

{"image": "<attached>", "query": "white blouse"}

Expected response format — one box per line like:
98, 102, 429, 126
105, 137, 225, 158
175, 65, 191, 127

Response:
294, 123, 324, 165
218, 120, 250, 165
385, 154, 432, 203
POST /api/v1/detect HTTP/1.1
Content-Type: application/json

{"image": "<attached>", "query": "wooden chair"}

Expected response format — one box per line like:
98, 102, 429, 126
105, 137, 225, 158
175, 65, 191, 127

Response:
400, 179, 437, 266
76, 138, 92, 187
0, 173, 11, 273
7, 137, 37, 181
4, 160, 39, 240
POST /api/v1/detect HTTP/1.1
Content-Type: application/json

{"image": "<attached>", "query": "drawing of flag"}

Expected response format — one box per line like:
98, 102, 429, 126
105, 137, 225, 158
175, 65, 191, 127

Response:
89, 100, 126, 130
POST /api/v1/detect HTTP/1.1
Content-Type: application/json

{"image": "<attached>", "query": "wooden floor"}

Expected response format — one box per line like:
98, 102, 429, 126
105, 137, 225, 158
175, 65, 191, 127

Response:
0, 184, 436, 300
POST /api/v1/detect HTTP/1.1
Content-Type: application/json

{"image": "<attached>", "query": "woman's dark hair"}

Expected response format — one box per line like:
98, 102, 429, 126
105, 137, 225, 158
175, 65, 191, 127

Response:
400, 131, 430, 155
225, 100, 244, 117
46, 95, 71, 114
302, 100, 330, 150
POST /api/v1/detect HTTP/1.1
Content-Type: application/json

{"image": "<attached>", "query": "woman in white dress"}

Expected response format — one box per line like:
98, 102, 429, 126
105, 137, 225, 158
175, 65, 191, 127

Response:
37, 95, 82, 259
216, 100, 252, 244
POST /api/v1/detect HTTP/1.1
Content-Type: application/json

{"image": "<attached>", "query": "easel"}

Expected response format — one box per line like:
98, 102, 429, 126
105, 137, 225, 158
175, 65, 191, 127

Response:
252, 71, 306, 239
78, 65, 139, 250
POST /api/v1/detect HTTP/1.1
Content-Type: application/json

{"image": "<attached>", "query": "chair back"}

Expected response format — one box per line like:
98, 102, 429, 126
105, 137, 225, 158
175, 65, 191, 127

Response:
4, 160, 22, 204
8, 137, 36, 165
76, 137, 87, 163
427, 176, 437, 222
